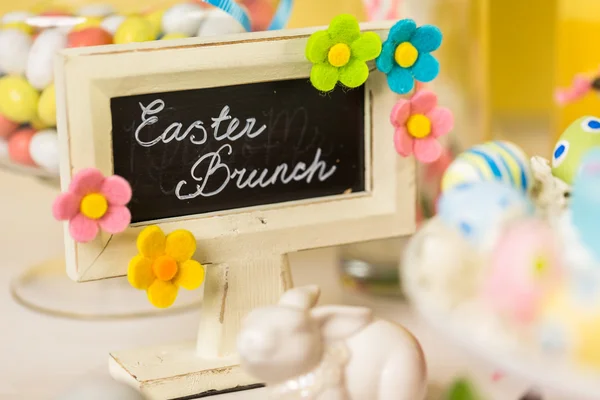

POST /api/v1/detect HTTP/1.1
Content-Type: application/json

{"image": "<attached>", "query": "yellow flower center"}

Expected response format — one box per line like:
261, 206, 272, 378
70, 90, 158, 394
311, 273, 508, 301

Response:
406, 114, 432, 138
533, 255, 548, 277
328, 43, 351, 67
153, 255, 178, 281
80, 193, 108, 220
395, 42, 419, 68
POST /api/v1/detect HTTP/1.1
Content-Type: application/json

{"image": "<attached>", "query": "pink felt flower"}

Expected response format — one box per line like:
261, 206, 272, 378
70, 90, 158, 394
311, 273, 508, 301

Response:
52, 168, 132, 243
390, 89, 454, 163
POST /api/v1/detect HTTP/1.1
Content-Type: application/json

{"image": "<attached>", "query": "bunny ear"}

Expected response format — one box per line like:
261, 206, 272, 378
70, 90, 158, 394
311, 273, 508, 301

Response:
278, 285, 321, 310
310, 305, 373, 342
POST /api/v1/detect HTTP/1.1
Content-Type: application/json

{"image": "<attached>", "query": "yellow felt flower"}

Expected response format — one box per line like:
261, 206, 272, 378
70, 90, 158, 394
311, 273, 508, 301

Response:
127, 225, 205, 308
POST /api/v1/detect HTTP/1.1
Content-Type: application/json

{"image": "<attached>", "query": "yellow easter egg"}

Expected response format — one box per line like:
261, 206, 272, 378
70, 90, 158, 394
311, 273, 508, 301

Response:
30, 115, 49, 130
38, 84, 56, 127
144, 9, 165, 38
72, 16, 102, 32
0, 75, 40, 123
161, 32, 189, 40
2, 22, 34, 35
114, 16, 155, 44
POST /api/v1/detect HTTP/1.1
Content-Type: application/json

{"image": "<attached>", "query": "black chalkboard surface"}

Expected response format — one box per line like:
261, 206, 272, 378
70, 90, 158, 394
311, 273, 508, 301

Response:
111, 78, 366, 223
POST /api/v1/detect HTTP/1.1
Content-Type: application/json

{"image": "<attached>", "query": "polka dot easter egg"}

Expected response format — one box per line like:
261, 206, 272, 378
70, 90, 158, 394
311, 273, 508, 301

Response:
483, 218, 563, 324
437, 181, 535, 250
552, 116, 600, 185
442, 141, 532, 194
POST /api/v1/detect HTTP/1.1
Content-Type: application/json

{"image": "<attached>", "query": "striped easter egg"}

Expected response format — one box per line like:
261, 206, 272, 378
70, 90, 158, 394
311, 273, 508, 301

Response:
441, 141, 532, 193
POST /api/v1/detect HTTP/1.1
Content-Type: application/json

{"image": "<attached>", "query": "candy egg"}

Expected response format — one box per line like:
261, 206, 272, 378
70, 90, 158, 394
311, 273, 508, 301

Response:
72, 16, 103, 32
0, 138, 8, 158
162, 3, 206, 36
438, 180, 534, 249
37, 83, 56, 127
8, 127, 36, 165
196, 8, 245, 37
161, 32, 188, 40
0, 28, 32, 75
144, 8, 165, 38
442, 140, 532, 194
76, 3, 116, 18
29, 129, 59, 174
30, 115, 50, 130
67, 27, 113, 48
114, 16, 155, 44
552, 116, 600, 185
0, 75, 40, 123
483, 218, 562, 324
1, 11, 35, 35
0, 113, 19, 138
245, 0, 275, 31
100, 14, 125, 35
26, 28, 67, 90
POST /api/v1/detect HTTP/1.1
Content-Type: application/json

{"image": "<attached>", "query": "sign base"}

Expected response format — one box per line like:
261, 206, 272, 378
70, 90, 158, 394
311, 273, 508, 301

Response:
109, 342, 260, 400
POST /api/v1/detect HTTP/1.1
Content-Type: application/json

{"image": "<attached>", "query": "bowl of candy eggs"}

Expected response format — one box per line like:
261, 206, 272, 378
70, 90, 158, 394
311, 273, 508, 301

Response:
401, 118, 600, 399
0, 0, 277, 180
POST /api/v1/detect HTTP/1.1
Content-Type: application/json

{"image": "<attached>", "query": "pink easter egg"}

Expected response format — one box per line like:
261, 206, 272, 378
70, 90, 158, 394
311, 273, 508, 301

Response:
8, 127, 36, 166
244, 0, 275, 31
0, 113, 19, 138
483, 218, 563, 324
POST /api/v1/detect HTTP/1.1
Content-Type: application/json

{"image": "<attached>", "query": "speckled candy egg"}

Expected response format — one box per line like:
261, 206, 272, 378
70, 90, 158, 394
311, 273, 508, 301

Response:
114, 16, 155, 44
29, 129, 59, 174
551, 116, 600, 185
0, 113, 19, 138
442, 141, 532, 194
196, 8, 245, 37
0, 75, 39, 123
67, 27, 112, 48
8, 127, 36, 165
100, 14, 125, 35
162, 3, 206, 36
438, 181, 534, 249
0, 28, 32, 75
483, 218, 563, 324
26, 28, 68, 90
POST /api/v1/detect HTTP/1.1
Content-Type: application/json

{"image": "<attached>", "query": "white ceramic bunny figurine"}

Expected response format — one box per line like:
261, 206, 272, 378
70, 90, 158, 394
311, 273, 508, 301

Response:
237, 285, 427, 400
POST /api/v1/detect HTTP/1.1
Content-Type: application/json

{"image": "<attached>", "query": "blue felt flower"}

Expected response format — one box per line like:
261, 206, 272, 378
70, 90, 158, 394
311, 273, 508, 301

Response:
376, 19, 443, 94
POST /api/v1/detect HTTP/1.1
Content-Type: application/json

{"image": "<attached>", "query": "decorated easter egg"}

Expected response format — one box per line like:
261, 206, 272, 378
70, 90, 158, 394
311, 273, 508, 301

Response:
0, 75, 39, 123
438, 180, 534, 249
0, 137, 8, 158
196, 8, 245, 37
551, 116, 600, 185
0, 113, 19, 138
76, 3, 116, 18
162, 3, 206, 36
29, 129, 59, 174
1, 11, 35, 34
8, 127, 36, 165
441, 141, 532, 194
67, 27, 113, 48
0, 29, 32, 75
114, 16, 155, 44
100, 14, 125, 35
483, 218, 562, 324
26, 28, 67, 90
38, 83, 56, 127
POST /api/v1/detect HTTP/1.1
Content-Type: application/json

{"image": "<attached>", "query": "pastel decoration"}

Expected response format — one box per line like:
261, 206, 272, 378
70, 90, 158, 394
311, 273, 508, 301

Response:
196, 8, 245, 37
551, 116, 600, 185
0, 114, 19, 139
438, 181, 534, 249
483, 218, 562, 324
162, 3, 206, 36
1, 11, 35, 35
8, 128, 36, 166
29, 129, 59, 174
0, 29, 32, 75
555, 74, 592, 106
376, 19, 442, 94
26, 28, 68, 90
38, 84, 56, 127
441, 140, 532, 194
67, 27, 113, 48
100, 14, 125, 35
76, 3, 116, 18
570, 148, 600, 263
114, 16, 156, 44
0, 76, 40, 124
0, 138, 8, 159
52, 168, 132, 243
391, 89, 454, 163
128, 225, 205, 309
305, 14, 382, 92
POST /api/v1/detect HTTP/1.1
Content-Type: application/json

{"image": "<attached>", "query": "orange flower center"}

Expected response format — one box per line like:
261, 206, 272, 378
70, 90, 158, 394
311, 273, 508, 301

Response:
406, 114, 432, 138
153, 255, 178, 281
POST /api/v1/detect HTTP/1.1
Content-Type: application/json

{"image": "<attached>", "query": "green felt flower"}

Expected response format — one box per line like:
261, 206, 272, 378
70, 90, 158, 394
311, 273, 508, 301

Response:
306, 14, 383, 92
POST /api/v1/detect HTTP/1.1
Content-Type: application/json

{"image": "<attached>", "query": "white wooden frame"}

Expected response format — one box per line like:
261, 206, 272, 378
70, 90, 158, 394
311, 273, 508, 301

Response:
55, 21, 415, 400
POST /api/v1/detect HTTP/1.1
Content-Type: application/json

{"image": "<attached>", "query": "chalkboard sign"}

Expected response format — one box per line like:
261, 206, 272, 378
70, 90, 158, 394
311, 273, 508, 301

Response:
111, 79, 366, 223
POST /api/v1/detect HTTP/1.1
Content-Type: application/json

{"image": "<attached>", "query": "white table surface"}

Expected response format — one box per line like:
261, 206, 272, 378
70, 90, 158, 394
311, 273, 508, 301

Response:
0, 169, 541, 400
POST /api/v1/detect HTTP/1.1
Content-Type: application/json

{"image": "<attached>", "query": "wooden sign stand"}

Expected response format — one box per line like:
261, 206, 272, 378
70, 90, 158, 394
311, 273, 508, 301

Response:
55, 21, 415, 400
